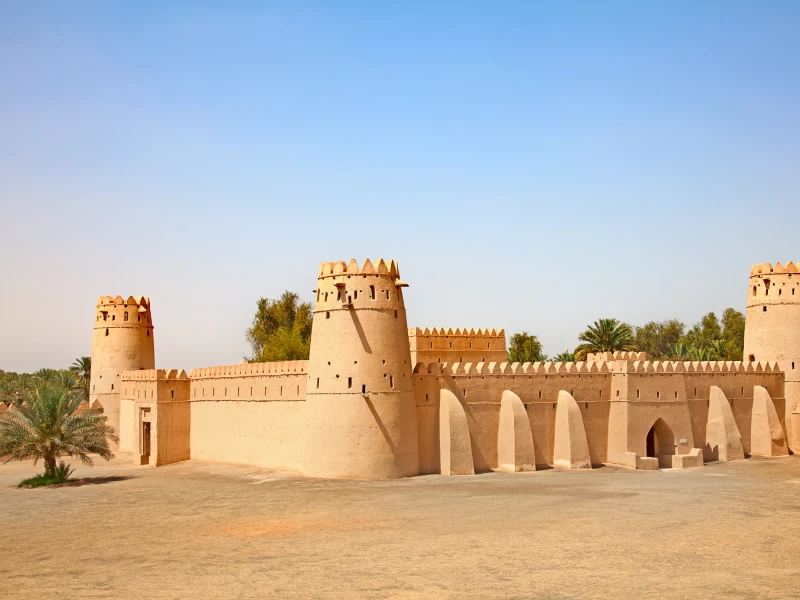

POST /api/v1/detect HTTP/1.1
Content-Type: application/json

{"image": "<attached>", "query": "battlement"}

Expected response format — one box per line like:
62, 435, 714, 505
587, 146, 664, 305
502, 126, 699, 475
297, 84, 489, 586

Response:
409, 327, 504, 338
318, 258, 401, 279
97, 295, 151, 308
189, 360, 308, 380
750, 262, 799, 276
121, 369, 188, 382
587, 351, 647, 362
413, 359, 781, 377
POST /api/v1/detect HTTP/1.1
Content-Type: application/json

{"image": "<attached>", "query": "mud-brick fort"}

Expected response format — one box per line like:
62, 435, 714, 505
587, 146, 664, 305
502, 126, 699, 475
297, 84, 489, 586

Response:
87, 259, 800, 478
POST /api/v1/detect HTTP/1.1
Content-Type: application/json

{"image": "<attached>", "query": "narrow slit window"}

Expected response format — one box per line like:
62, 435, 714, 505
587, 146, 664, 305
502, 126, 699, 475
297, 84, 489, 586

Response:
171, 390, 175, 399
124, 311, 128, 321
389, 376, 394, 388
347, 377, 352, 389
636, 390, 640, 399
362, 384, 366, 393
317, 378, 320, 389
105, 328, 109, 336
370, 285, 375, 299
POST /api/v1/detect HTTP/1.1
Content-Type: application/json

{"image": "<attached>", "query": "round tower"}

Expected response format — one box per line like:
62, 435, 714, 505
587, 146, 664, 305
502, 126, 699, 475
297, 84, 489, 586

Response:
303, 258, 419, 479
89, 295, 155, 447
743, 262, 800, 451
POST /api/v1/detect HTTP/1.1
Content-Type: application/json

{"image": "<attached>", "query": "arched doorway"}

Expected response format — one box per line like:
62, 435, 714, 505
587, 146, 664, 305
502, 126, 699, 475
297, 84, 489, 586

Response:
646, 418, 676, 468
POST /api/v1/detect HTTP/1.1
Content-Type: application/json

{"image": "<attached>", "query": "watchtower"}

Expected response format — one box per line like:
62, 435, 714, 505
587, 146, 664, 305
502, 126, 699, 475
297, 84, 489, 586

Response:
89, 295, 155, 447
303, 258, 419, 479
743, 262, 800, 450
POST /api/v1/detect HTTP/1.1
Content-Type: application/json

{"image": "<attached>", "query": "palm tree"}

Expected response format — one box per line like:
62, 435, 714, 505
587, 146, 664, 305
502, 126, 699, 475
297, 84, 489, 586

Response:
33, 368, 58, 382
69, 356, 92, 401
553, 349, 576, 363
574, 318, 636, 361
0, 380, 117, 478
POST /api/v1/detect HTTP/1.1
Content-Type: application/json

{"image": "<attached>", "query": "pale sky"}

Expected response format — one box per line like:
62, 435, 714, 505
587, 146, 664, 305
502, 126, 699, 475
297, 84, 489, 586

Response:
1, 1, 799, 373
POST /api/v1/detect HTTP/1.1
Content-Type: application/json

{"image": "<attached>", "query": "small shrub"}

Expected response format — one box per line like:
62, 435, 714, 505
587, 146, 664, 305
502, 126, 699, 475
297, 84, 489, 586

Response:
18, 461, 76, 488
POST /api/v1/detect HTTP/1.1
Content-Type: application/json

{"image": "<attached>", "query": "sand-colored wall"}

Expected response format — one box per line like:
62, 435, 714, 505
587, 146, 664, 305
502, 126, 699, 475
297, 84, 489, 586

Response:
189, 361, 308, 470
414, 361, 613, 471
414, 359, 784, 472
409, 327, 507, 366
122, 369, 191, 466
119, 398, 134, 451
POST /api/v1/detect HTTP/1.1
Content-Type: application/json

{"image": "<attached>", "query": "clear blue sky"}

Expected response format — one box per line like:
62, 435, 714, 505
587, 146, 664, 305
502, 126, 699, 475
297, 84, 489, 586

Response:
1, 1, 799, 372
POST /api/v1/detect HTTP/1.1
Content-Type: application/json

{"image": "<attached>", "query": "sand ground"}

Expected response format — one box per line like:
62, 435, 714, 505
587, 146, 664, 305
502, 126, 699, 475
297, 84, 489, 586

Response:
1, 455, 799, 600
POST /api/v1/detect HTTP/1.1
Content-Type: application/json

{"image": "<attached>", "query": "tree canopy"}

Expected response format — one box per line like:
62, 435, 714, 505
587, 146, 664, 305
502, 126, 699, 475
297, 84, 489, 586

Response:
507, 332, 547, 363
574, 319, 635, 360
246, 291, 313, 362
509, 307, 747, 363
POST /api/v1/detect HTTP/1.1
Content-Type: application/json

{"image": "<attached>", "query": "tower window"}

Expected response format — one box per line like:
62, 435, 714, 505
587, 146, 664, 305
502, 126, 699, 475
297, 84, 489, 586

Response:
389, 376, 394, 389
124, 312, 128, 321
348, 377, 352, 389
384, 290, 389, 300
105, 328, 109, 336
394, 310, 398, 318
354, 290, 358, 299
636, 390, 640, 399
656, 391, 660, 399
111, 384, 114, 391
362, 384, 366, 393
753, 286, 757, 296
316, 378, 320, 389
763, 306, 767, 312
370, 285, 375, 299
326, 312, 330, 319
171, 390, 175, 399
749, 354, 755, 361
112, 315, 115, 321
137, 315, 140, 322
147, 330, 150, 336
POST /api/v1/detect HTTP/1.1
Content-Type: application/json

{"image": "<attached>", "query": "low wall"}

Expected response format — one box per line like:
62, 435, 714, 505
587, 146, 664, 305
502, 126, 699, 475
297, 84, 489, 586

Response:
188, 361, 308, 471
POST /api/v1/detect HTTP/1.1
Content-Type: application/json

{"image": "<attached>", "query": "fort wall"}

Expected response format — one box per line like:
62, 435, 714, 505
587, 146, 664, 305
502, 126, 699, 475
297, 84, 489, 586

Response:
409, 327, 507, 365
188, 361, 307, 470
414, 357, 783, 473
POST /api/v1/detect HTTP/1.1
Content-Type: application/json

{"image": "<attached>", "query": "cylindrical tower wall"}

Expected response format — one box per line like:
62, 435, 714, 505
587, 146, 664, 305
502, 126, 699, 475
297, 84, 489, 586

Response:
743, 262, 800, 450
303, 259, 419, 479
89, 295, 155, 446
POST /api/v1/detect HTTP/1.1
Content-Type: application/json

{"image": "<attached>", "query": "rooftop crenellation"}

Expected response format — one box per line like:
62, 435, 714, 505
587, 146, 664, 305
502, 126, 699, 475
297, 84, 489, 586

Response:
318, 258, 401, 278
750, 262, 799, 275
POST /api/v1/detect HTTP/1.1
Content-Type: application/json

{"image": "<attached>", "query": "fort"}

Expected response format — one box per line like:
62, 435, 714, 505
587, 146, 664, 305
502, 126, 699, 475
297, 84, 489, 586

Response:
88, 259, 800, 478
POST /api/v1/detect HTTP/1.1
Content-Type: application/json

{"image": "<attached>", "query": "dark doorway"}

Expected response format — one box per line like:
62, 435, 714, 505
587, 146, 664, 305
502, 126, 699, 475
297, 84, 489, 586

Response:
646, 426, 656, 457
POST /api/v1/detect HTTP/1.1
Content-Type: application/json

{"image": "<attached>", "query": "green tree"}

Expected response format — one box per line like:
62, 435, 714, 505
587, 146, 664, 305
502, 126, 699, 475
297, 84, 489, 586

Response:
721, 308, 746, 360
574, 318, 636, 361
507, 332, 547, 363
70, 356, 92, 401
246, 291, 313, 362
553, 350, 576, 363
683, 312, 722, 351
632, 319, 685, 359
0, 380, 117, 478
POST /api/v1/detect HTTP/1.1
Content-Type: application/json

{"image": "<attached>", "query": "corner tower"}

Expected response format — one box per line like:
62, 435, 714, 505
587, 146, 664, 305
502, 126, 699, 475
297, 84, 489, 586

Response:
89, 295, 155, 446
743, 262, 800, 450
303, 259, 419, 479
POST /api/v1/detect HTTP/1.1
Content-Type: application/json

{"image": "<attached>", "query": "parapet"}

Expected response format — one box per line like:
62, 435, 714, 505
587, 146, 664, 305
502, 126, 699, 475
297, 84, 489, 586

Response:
97, 295, 151, 309
750, 262, 799, 275
412, 359, 782, 377
409, 327, 505, 338
121, 369, 188, 381
587, 351, 647, 362
318, 258, 401, 279
189, 360, 308, 380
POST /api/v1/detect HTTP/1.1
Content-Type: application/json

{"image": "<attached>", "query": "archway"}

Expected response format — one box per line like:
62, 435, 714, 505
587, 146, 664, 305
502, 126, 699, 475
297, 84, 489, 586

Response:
645, 418, 676, 468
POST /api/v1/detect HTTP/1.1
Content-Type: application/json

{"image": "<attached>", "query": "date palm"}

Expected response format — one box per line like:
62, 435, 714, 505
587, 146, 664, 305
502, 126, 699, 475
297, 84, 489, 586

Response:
0, 380, 117, 478
574, 318, 636, 360
69, 356, 92, 401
